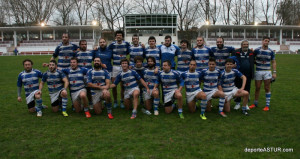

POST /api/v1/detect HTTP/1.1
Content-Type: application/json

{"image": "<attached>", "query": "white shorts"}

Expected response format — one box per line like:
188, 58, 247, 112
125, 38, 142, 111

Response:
124, 87, 140, 99
224, 87, 239, 101
49, 89, 64, 104
164, 90, 175, 104
26, 90, 39, 104
204, 89, 218, 101
112, 66, 122, 78
255, 71, 272, 80
71, 88, 87, 102
143, 89, 154, 101
186, 89, 202, 103
92, 90, 104, 105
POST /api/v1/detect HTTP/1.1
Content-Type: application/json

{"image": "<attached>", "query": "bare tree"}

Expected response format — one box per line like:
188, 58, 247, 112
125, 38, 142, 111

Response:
170, 0, 201, 31
53, 0, 75, 25
133, 0, 162, 14
199, 0, 211, 24
73, 0, 96, 25
94, 0, 134, 31
221, 0, 232, 25
260, 0, 271, 24
231, 0, 242, 25
18, 0, 56, 24
210, 0, 221, 25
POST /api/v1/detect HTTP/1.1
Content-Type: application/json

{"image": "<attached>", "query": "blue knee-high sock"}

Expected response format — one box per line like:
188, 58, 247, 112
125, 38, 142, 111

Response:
36, 99, 43, 110
254, 100, 258, 107
62, 98, 68, 111
200, 99, 207, 115
84, 107, 89, 112
266, 92, 271, 107
178, 108, 183, 114
106, 103, 112, 114
153, 98, 159, 111
35, 106, 41, 112
219, 98, 225, 113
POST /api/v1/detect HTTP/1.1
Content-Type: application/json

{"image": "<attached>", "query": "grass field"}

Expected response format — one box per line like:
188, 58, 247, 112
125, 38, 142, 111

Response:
0, 55, 299, 159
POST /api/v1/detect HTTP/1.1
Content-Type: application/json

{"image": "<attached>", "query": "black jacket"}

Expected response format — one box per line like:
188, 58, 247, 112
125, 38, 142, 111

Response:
231, 48, 255, 79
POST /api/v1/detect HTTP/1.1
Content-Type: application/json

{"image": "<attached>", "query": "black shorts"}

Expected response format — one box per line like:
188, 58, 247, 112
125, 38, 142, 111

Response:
51, 99, 60, 107
27, 100, 35, 109
164, 101, 173, 107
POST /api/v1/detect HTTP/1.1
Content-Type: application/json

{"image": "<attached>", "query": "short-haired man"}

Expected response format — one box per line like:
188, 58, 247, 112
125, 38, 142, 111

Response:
142, 57, 160, 115
249, 37, 277, 111
181, 60, 207, 118
87, 57, 114, 119
61, 57, 91, 118
108, 30, 131, 109
76, 40, 95, 69
39, 60, 69, 116
177, 39, 193, 73
51, 33, 78, 69
211, 37, 235, 70
129, 34, 145, 68
110, 59, 150, 119
17, 59, 46, 117
145, 36, 161, 69
220, 58, 249, 115
155, 60, 185, 119
94, 38, 113, 76
200, 57, 226, 118
160, 35, 180, 69
231, 40, 255, 110
192, 36, 214, 71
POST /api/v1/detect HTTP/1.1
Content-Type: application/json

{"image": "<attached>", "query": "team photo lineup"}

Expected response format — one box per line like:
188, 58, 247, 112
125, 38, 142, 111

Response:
17, 30, 277, 119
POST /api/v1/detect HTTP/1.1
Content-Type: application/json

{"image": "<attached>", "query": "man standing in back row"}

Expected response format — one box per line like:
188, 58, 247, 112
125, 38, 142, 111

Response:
249, 37, 277, 111
51, 33, 78, 69
211, 37, 235, 70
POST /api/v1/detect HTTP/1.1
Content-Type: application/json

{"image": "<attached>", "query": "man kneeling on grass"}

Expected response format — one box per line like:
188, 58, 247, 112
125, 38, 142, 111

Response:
39, 60, 69, 116
181, 60, 207, 119
17, 59, 47, 117
155, 60, 185, 119
110, 58, 150, 119
62, 57, 91, 118
220, 58, 249, 115
87, 57, 114, 119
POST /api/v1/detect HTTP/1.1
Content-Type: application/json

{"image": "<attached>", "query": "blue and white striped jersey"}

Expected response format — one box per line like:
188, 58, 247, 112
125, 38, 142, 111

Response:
211, 46, 235, 70
145, 46, 161, 68
42, 69, 66, 94
254, 47, 275, 71
156, 70, 184, 95
114, 70, 141, 90
87, 69, 110, 93
94, 47, 113, 72
220, 69, 243, 92
76, 50, 95, 69
142, 68, 158, 90
53, 43, 78, 69
200, 68, 222, 92
192, 46, 214, 71
17, 69, 43, 97
129, 44, 145, 66
108, 41, 130, 66
177, 49, 193, 72
181, 71, 201, 93
62, 68, 88, 93
160, 44, 180, 68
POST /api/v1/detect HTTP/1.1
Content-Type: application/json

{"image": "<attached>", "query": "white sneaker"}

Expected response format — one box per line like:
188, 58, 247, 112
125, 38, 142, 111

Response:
37, 111, 42, 117
234, 103, 241, 110
154, 110, 159, 115
246, 105, 250, 110
141, 108, 152, 115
